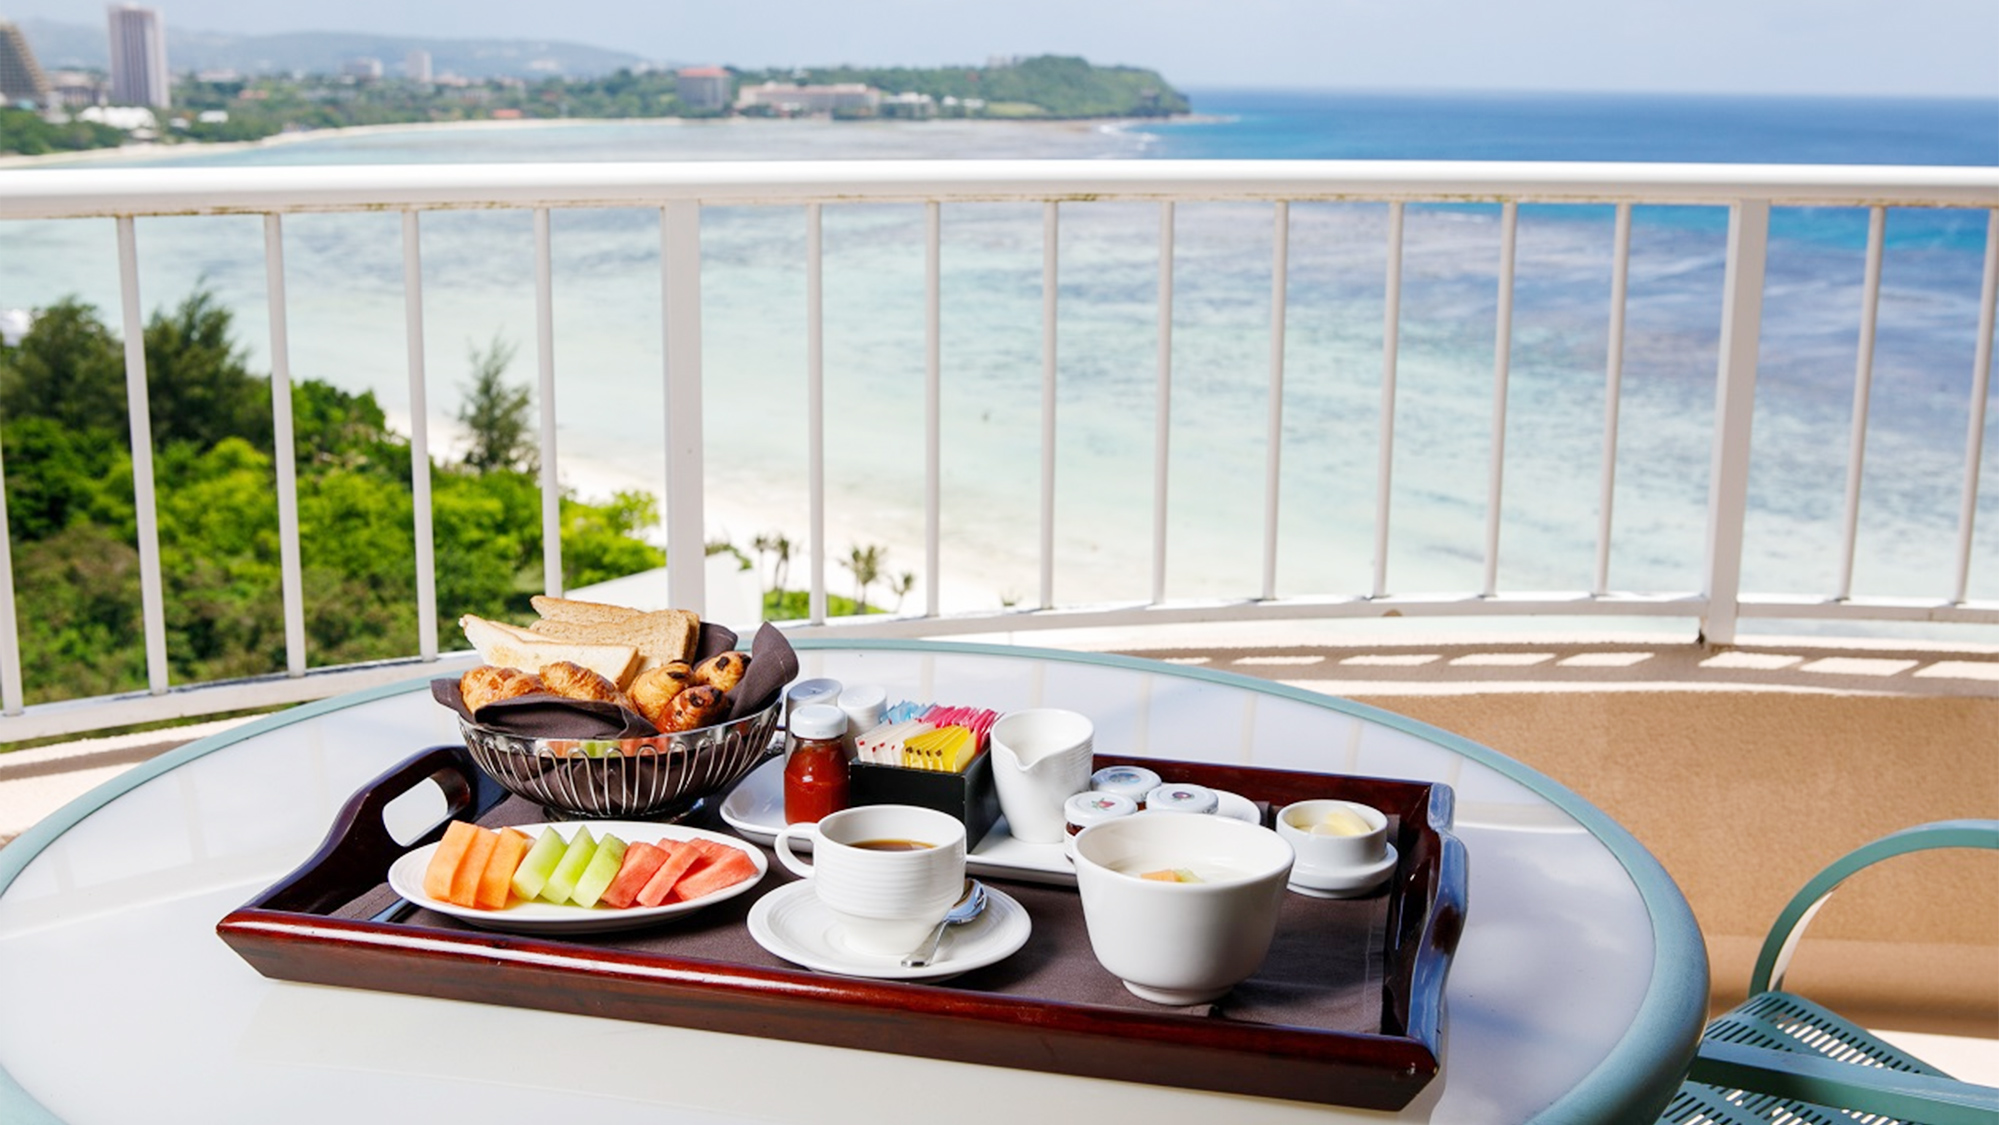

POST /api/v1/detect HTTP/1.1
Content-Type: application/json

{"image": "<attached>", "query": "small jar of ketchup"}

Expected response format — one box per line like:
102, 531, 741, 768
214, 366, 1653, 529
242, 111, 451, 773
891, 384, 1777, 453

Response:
783, 704, 850, 824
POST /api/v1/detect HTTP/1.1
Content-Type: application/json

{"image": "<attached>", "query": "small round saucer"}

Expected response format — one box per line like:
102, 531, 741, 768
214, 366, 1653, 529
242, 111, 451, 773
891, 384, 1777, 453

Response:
747, 881, 1032, 981
1287, 842, 1398, 899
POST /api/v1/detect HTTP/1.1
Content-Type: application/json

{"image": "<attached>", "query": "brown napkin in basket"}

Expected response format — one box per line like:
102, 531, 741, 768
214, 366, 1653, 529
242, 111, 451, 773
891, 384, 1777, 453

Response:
433, 621, 798, 736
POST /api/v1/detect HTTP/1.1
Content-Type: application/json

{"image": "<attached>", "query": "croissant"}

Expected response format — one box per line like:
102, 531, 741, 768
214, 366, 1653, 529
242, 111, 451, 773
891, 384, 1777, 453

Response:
539, 660, 628, 708
460, 665, 543, 712
692, 651, 750, 694
660, 684, 728, 732
627, 661, 694, 730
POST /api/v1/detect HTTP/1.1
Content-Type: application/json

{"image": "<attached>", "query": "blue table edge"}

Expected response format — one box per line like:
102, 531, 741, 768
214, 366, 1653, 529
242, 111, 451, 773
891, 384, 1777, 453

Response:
0, 637, 1707, 1124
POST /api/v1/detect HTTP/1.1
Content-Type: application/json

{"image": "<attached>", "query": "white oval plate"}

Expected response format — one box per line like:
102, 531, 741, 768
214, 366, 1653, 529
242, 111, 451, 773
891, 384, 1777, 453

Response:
747, 881, 1031, 981
720, 758, 1261, 887
387, 820, 767, 935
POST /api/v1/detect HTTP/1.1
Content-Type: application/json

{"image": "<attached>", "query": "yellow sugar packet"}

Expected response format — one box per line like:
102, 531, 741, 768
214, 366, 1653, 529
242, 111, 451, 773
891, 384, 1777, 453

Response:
903, 725, 975, 773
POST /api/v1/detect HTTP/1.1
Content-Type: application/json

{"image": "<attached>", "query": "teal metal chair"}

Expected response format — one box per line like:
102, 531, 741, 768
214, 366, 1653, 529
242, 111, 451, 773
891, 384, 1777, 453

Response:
1659, 819, 1999, 1125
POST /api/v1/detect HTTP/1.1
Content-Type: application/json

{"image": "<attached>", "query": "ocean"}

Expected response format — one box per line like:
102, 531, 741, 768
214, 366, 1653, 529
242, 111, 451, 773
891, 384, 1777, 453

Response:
3, 90, 1995, 639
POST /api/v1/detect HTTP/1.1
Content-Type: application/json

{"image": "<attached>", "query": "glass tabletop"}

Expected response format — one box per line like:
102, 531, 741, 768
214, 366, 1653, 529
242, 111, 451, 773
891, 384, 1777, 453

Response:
0, 640, 1704, 1124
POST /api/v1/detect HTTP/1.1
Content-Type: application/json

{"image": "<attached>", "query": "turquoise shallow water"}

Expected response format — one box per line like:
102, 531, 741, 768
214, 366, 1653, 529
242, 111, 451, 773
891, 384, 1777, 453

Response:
2, 93, 1995, 638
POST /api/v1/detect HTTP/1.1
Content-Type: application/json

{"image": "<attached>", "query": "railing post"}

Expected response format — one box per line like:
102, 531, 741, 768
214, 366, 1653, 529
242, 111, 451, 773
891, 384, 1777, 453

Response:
0, 435, 20, 713
1702, 199, 1769, 647
116, 216, 170, 692
1953, 208, 1998, 604
534, 208, 563, 598
661, 200, 706, 614
401, 211, 439, 661
263, 214, 307, 677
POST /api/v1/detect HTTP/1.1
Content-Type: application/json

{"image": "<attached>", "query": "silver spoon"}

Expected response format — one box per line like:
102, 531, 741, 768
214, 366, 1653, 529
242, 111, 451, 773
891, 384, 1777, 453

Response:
901, 881, 989, 968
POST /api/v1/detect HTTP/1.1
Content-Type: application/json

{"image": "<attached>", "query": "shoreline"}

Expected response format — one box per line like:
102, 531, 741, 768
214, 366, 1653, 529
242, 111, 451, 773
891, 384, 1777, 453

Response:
0, 112, 1187, 170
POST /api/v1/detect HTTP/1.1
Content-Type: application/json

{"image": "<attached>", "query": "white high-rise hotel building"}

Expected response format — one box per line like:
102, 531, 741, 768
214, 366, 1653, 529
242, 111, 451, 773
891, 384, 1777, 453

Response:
107, 4, 168, 108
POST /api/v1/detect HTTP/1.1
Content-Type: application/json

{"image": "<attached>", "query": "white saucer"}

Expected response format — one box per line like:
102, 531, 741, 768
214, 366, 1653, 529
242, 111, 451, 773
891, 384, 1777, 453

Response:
1287, 842, 1398, 899
721, 758, 1263, 887
747, 881, 1032, 981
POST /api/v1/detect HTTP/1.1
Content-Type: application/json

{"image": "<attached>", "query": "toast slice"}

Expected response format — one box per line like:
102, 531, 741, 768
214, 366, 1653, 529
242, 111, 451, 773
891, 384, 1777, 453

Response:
526, 602, 700, 671
528, 595, 643, 627
459, 614, 642, 687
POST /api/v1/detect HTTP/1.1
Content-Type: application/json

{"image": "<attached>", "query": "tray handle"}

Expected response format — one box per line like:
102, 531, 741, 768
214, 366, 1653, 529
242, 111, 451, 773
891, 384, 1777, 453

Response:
1403, 826, 1468, 1053
236, 744, 505, 917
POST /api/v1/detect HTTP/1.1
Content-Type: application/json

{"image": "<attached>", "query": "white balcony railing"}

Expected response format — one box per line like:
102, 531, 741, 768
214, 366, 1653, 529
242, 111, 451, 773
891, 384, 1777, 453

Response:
1, 160, 1995, 741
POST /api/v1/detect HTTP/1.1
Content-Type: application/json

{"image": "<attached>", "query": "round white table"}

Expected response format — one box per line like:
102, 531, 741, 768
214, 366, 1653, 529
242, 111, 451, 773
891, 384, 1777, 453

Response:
0, 640, 1705, 1123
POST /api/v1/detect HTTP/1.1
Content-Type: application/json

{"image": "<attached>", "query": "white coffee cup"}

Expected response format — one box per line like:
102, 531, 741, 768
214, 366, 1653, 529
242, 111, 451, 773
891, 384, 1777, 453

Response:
989, 708, 1095, 844
772, 804, 968, 957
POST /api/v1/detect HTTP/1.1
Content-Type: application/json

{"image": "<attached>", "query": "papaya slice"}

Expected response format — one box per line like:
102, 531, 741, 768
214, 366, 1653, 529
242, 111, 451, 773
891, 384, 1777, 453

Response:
474, 828, 532, 910
449, 826, 501, 907
423, 821, 481, 902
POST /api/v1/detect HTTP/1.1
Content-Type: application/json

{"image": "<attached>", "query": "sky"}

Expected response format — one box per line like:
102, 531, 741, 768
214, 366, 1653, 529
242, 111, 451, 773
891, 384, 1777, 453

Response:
12, 0, 1999, 97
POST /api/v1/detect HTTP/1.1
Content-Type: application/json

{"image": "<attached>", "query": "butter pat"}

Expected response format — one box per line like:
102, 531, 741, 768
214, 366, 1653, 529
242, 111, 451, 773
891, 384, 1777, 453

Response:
1311, 806, 1374, 837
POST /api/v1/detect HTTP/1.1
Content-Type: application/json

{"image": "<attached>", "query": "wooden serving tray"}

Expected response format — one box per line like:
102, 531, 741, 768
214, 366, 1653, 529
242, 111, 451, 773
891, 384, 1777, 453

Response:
218, 745, 1466, 1111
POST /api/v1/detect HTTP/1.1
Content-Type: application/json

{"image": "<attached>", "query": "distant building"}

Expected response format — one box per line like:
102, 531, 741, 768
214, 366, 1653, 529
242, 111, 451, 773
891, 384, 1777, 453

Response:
735, 81, 877, 116
0, 20, 52, 107
50, 70, 106, 108
676, 66, 729, 111
878, 91, 936, 119
343, 57, 384, 81
405, 49, 433, 83
106, 5, 169, 108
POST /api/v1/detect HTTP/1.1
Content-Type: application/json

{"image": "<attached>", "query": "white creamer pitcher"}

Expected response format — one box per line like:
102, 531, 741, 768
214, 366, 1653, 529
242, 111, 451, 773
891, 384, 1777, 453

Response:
988, 709, 1096, 844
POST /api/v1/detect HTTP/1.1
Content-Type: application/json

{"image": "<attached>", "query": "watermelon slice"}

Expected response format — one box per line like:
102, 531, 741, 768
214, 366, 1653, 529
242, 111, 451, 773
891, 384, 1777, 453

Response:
669, 847, 759, 902
474, 828, 532, 910
447, 826, 501, 907
423, 821, 481, 902
570, 834, 629, 908
634, 841, 705, 907
600, 841, 671, 910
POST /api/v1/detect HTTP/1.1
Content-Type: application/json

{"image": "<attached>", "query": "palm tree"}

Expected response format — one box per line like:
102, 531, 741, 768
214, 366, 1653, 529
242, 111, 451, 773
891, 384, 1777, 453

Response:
843, 543, 885, 611
889, 570, 916, 613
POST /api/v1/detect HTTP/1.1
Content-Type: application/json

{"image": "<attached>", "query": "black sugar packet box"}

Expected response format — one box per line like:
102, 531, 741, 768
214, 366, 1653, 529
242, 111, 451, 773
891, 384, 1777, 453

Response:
847, 750, 1002, 849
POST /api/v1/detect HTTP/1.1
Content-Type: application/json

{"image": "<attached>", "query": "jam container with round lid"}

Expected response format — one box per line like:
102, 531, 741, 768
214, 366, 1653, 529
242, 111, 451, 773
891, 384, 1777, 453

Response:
1089, 765, 1162, 807
1065, 790, 1137, 835
1063, 791, 1137, 861
1143, 782, 1220, 816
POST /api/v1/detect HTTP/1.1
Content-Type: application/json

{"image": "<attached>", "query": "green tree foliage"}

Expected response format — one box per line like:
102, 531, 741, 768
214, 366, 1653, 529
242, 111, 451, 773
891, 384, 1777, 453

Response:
456, 337, 534, 474
0, 297, 127, 437
0, 296, 671, 706
562, 491, 665, 590
0, 107, 126, 156
141, 291, 274, 451
4, 56, 1186, 155
742, 56, 1189, 117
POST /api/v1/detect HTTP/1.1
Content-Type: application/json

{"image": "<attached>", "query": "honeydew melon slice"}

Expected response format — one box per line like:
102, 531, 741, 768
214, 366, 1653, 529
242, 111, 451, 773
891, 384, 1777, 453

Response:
569, 834, 629, 908
511, 827, 567, 901
539, 826, 597, 905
